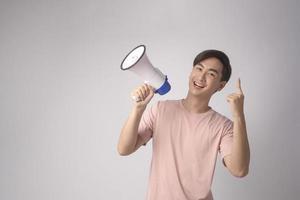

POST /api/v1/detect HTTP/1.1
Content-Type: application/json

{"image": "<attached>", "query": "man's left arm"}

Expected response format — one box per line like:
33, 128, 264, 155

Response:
224, 78, 250, 178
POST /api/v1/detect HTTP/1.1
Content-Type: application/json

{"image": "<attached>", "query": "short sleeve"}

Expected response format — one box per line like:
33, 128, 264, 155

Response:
219, 119, 233, 164
138, 102, 158, 146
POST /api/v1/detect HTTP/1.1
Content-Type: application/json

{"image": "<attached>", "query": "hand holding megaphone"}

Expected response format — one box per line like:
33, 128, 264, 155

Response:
131, 83, 155, 106
121, 45, 171, 102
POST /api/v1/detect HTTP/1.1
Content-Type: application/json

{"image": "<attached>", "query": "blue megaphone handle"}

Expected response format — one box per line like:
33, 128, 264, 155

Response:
155, 76, 171, 95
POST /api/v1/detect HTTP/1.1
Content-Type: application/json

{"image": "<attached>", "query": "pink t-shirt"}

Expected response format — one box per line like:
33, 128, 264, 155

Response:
138, 99, 233, 200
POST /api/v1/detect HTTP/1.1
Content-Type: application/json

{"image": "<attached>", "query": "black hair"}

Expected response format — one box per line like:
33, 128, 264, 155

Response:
193, 49, 232, 82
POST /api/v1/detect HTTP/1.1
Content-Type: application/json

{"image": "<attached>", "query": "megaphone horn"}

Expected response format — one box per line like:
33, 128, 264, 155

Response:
120, 45, 171, 96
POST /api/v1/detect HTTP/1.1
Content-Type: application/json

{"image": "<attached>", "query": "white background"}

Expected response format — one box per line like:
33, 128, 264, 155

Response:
0, 0, 299, 199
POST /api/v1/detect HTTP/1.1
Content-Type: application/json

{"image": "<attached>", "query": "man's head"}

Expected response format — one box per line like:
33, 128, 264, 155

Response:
188, 50, 232, 99
193, 49, 231, 82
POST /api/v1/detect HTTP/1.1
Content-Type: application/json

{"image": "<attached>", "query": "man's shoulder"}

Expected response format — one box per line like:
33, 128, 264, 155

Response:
151, 99, 180, 108
210, 109, 232, 123
148, 99, 181, 114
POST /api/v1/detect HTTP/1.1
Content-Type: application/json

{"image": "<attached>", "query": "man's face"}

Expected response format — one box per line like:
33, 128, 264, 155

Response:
188, 57, 227, 98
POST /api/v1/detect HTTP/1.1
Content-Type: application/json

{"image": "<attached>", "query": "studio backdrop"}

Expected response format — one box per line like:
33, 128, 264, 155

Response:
0, 0, 299, 199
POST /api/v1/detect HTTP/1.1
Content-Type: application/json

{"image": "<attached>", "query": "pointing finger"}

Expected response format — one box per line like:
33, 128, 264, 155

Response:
236, 78, 243, 94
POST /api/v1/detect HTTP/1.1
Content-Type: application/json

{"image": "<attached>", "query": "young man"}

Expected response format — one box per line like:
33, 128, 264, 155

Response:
117, 50, 250, 200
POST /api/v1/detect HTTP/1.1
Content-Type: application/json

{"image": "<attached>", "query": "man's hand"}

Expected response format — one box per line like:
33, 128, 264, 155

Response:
224, 78, 250, 177
131, 83, 155, 109
227, 78, 244, 118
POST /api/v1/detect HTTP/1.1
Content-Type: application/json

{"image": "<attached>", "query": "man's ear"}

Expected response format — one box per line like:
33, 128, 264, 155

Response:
217, 81, 227, 91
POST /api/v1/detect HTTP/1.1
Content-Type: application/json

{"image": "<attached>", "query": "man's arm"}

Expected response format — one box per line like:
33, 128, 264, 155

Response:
224, 78, 250, 177
117, 106, 146, 156
223, 114, 250, 177
117, 84, 154, 156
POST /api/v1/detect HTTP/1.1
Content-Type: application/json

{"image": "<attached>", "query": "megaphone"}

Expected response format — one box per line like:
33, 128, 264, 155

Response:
120, 45, 171, 101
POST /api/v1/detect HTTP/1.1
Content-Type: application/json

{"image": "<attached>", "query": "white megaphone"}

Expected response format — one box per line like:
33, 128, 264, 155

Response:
120, 45, 171, 101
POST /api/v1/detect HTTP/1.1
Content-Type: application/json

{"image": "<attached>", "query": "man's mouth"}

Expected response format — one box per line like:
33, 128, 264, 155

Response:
193, 81, 206, 89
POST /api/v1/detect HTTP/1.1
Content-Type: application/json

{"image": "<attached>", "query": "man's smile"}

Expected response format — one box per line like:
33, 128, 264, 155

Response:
193, 81, 206, 89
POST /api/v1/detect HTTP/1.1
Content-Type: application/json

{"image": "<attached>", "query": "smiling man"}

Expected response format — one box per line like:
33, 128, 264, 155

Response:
117, 49, 250, 200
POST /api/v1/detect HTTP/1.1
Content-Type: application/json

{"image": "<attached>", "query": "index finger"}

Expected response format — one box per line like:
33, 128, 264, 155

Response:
236, 78, 243, 94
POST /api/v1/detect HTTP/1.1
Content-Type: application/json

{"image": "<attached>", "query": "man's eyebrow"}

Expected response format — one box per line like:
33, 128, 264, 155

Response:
208, 68, 219, 74
197, 63, 219, 74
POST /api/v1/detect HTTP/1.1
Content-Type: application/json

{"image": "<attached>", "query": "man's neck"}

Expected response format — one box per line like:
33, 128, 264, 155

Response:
183, 93, 211, 114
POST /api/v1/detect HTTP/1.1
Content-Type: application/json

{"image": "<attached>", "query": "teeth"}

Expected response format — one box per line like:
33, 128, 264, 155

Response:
194, 81, 205, 88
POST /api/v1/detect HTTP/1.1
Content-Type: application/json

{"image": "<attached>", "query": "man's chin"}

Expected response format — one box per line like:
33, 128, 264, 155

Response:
189, 90, 206, 97
188, 89, 213, 99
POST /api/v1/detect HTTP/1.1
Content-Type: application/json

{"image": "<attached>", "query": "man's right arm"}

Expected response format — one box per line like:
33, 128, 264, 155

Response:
117, 84, 154, 156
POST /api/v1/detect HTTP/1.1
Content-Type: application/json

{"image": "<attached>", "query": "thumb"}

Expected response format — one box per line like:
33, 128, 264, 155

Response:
144, 87, 155, 103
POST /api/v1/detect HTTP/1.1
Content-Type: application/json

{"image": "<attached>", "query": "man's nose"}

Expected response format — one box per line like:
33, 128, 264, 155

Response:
198, 72, 206, 82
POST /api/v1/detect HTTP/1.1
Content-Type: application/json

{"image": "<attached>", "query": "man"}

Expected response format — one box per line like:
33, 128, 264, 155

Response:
117, 49, 250, 200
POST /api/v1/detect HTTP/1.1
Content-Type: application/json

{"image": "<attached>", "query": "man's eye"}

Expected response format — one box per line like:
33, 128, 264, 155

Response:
209, 73, 216, 77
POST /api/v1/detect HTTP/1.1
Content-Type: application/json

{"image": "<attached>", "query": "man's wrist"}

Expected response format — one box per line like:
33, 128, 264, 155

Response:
232, 113, 245, 122
133, 104, 147, 114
